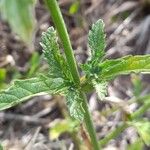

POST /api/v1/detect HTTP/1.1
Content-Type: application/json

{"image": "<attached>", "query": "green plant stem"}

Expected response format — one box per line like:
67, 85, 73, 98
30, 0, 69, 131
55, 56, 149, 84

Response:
44, 0, 100, 149
44, 0, 80, 84
99, 123, 127, 146
80, 92, 101, 149
99, 98, 150, 147
131, 102, 150, 119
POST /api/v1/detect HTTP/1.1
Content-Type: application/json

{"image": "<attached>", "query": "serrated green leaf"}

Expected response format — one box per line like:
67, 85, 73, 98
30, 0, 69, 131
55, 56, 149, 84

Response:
80, 63, 91, 74
93, 80, 108, 100
129, 120, 150, 146
0, 75, 67, 111
81, 19, 106, 79
66, 89, 85, 121
0, 0, 36, 44
88, 19, 106, 62
99, 55, 150, 80
41, 27, 72, 81
80, 63, 102, 79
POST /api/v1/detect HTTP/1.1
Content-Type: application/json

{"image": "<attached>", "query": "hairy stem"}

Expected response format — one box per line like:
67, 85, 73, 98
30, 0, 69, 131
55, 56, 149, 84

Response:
44, 0, 100, 149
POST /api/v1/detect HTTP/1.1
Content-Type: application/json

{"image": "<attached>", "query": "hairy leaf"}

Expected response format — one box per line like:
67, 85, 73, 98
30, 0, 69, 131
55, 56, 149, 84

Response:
0, 75, 67, 111
80, 63, 102, 79
41, 27, 72, 81
66, 89, 85, 121
81, 19, 106, 79
99, 55, 150, 80
88, 19, 106, 62
93, 80, 108, 100
0, 0, 36, 44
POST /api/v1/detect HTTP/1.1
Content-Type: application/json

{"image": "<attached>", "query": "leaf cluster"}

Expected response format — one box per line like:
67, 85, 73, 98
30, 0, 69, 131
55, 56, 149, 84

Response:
1, 19, 150, 123
81, 19, 150, 100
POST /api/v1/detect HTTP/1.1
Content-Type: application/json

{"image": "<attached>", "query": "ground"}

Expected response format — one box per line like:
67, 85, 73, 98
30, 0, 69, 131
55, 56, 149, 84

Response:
0, 0, 150, 150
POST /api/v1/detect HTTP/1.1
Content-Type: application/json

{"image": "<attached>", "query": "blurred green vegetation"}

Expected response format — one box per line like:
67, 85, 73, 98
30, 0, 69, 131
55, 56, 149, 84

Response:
0, 0, 36, 45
